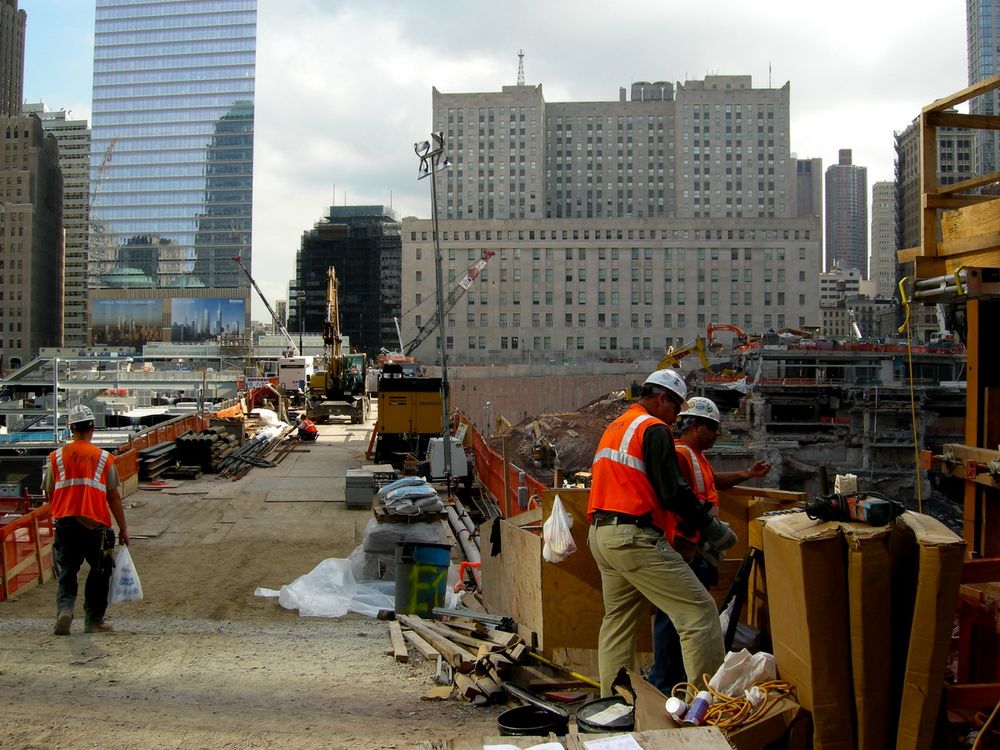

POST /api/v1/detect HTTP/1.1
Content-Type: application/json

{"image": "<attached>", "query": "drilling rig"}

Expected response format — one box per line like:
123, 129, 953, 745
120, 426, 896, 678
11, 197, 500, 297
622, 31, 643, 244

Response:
306, 267, 370, 424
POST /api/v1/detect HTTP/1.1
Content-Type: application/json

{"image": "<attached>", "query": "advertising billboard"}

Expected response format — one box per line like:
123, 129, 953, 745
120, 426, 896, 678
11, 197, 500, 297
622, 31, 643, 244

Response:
91, 299, 164, 347
170, 298, 245, 343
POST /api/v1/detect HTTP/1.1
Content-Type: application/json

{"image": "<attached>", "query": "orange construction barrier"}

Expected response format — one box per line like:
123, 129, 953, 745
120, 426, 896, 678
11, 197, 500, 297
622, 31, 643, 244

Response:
0, 501, 54, 602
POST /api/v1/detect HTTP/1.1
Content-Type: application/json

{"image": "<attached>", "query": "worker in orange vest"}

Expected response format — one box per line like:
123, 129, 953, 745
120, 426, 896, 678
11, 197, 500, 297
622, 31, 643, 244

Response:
43, 405, 129, 636
297, 416, 319, 442
587, 369, 736, 696
648, 396, 771, 691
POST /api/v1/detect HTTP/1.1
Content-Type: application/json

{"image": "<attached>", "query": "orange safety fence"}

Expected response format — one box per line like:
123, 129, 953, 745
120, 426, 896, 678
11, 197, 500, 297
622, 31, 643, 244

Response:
457, 412, 546, 518
0, 502, 53, 602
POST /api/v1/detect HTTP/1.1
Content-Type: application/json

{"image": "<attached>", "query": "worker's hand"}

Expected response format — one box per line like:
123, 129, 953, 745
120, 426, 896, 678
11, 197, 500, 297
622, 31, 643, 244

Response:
747, 460, 772, 478
118, 530, 130, 546
703, 519, 737, 552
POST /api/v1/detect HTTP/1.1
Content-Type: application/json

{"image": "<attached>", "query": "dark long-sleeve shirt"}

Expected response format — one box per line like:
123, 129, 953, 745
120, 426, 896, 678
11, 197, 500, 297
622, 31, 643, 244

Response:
642, 423, 710, 533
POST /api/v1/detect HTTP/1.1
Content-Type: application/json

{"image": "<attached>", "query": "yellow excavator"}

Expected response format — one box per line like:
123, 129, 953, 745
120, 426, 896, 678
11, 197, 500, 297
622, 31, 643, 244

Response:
626, 337, 710, 399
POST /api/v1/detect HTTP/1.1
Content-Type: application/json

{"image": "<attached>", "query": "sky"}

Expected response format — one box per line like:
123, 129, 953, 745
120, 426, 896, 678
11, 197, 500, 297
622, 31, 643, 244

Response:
20, 0, 969, 319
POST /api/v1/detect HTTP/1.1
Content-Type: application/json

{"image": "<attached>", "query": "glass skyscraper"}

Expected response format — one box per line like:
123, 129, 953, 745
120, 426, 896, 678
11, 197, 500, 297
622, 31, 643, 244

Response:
89, 0, 256, 345
968, 0, 999, 175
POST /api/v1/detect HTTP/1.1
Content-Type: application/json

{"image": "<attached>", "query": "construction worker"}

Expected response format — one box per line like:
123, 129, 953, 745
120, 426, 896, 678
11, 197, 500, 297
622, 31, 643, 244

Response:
43, 405, 129, 636
587, 369, 735, 696
297, 416, 318, 442
647, 396, 772, 691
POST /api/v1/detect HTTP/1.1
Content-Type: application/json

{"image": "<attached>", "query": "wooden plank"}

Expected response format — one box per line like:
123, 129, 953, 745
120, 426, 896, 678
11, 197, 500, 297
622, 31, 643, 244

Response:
924, 73, 1000, 114
389, 621, 409, 663
424, 620, 499, 651
485, 630, 522, 648
453, 672, 487, 703
398, 615, 477, 672
924, 194, 998, 210
401, 629, 441, 660
921, 114, 940, 257
925, 110, 1000, 132
943, 444, 1000, 464
896, 245, 924, 264
942, 200, 1000, 241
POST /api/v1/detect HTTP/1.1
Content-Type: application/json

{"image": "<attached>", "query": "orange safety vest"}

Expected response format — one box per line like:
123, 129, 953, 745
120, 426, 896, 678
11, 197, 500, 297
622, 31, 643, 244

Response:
672, 441, 718, 543
588, 402, 675, 538
48, 441, 114, 527
301, 418, 317, 434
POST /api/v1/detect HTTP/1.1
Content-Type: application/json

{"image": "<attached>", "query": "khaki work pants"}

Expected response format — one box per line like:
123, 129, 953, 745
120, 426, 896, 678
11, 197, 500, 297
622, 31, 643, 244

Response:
588, 521, 724, 696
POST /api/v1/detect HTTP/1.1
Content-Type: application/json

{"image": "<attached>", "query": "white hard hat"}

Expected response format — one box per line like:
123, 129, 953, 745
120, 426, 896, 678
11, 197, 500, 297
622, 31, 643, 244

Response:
643, 369, 687, 402
68, 404, 95, 426
677, 396, 721, 424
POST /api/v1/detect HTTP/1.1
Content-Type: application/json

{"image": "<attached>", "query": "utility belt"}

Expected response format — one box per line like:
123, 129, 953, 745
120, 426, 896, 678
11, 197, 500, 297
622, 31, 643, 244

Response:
591, 510, 661, 534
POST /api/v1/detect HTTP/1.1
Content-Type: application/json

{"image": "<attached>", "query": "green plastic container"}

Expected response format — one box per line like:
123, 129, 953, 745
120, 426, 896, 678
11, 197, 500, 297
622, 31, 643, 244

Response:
393, 542, 452, 616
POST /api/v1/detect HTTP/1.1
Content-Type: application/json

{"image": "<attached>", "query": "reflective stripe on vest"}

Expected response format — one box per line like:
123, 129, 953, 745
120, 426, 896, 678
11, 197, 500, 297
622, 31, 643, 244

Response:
591, 413, 656, 473
675, 444, 706, 495
53, 446, 109, 492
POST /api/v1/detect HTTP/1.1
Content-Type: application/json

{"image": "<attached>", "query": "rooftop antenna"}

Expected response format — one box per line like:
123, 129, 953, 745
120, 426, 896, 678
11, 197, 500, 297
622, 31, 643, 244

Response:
768, 61, 772, 88
517, 49, 525, 86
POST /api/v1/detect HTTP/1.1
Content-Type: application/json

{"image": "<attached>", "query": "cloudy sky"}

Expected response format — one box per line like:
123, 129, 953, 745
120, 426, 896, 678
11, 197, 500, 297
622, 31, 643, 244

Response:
21, 0, 968, 318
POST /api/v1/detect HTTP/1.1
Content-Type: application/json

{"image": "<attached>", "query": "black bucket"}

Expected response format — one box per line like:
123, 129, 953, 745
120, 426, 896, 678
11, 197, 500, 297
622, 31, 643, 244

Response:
575, 695, 635, 733
497, 705, 570, 736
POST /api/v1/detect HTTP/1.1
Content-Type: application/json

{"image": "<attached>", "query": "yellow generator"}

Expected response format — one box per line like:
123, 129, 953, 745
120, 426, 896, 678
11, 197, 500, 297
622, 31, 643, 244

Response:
371, 362, 445, 467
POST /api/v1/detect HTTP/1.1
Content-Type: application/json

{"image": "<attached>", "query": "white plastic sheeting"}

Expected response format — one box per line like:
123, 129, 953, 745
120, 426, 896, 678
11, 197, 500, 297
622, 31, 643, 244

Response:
255, 557, 395, 618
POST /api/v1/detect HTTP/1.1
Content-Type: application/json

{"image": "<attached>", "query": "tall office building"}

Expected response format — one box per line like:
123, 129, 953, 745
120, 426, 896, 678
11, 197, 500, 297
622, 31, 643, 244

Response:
825, 149, 868, 278
88, 0, 256, 348
894, 115, 973, 250
290, 206, 402, 357
968, 0, 1000, 175
0, 115, 64, 369
403, 75, 822, 364
870, 181, 897, 299
23, 104, 91, 347
0, 0, 25, 117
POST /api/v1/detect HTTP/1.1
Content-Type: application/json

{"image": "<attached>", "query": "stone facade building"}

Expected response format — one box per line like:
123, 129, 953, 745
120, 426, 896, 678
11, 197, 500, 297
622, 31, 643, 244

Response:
402, 74, 822, 364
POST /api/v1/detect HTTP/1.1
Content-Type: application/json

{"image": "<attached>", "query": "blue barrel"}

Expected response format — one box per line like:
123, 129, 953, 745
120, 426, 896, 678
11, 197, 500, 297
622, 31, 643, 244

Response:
393, 542, 452, 616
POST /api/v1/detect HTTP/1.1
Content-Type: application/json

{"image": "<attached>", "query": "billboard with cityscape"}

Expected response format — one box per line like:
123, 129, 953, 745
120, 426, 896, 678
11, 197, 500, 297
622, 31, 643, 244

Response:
170, 298, 245, 343
91, 299, 164, 347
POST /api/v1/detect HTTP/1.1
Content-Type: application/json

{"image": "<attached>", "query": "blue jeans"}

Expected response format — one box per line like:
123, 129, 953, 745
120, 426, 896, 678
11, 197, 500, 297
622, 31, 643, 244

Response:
647, 555, 718, 692
53, 518, 114, 625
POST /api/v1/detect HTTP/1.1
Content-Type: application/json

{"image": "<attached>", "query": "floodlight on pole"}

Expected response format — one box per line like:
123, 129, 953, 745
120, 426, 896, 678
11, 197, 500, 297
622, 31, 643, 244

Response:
415, 132, 453, 486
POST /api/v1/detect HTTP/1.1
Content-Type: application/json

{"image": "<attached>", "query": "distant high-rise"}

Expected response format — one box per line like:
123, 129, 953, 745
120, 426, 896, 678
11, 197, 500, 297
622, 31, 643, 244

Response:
870, 181, 897, 299
825, 149, 868, 278
968, 0, 1000, 175
291, 206, 401, 357
23, 104, 91, 347
89, 0, 256, 347
0, 0, 26, 117
0, 115, 64, 368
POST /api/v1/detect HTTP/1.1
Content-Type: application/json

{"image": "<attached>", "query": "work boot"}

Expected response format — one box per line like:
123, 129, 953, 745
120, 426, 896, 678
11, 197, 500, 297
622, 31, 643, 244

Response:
54, 609, 73, 636
84, 620, 113, 634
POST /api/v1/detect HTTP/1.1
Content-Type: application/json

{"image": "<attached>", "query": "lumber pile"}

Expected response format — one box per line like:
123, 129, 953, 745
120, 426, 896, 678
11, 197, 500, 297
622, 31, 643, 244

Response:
389, 614, 531, 705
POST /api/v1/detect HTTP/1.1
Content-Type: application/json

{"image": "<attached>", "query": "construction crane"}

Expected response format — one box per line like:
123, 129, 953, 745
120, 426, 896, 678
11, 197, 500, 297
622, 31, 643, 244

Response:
402, 250, 495, 356
232, 255, 298, 356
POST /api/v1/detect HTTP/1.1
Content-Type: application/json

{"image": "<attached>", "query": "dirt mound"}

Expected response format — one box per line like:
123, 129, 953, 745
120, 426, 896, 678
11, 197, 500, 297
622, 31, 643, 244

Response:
486, 391, 629, 485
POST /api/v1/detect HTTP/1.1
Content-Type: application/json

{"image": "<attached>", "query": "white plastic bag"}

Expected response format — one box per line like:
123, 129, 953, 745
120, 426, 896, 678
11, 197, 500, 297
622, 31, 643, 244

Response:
542, 494, 576, 563
708, 648, 776, 697
107, 545, 143, 605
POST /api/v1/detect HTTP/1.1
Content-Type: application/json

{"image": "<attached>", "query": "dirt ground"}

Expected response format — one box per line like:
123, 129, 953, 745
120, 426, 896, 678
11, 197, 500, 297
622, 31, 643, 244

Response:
0, 413, 505, 749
